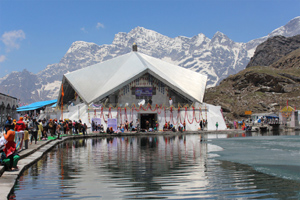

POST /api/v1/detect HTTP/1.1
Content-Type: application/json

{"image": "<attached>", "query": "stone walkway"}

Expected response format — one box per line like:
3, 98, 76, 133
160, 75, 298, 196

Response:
0, 129, 244, 199
0, 139, 54, 199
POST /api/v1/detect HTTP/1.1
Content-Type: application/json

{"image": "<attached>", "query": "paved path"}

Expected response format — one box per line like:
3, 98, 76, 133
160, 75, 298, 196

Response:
0, 129, 244, 199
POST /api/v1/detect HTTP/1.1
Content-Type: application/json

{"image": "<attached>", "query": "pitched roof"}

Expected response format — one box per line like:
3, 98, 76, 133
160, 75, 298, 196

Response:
60, 52, 207, 104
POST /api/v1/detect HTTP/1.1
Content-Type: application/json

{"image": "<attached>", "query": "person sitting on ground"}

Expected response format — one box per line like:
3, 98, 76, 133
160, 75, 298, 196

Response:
3, 124, 18, 171
178, 123, 184, 132
155, 121, 159, 132
121, 126, 125, 133
115, 126, 121, 134
109, 127, 114, 134
164, 122, 168, 131
172, 126, 176, 132
100, 124, 104, 133
106, 127, 110, 134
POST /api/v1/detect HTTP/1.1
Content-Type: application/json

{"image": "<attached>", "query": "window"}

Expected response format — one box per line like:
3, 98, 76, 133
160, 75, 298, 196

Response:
152, 87, 156, 95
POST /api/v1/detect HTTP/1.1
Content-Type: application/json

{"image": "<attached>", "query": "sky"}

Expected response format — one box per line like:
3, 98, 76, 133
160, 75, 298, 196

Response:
0, 0, 299, 77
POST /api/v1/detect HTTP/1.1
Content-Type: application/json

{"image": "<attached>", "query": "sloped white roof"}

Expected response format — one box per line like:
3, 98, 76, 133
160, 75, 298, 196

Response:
61, 52, 207, 104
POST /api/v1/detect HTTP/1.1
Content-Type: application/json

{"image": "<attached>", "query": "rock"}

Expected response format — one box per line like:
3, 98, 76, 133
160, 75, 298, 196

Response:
258, 86, 272, 92
269, 103, 279, 107
259, 102, 268, 108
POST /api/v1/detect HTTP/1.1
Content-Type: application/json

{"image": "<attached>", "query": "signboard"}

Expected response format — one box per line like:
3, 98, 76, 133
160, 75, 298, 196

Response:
135, 87, 152, 96
107, 118, 118, 131
245, 111, 252, 115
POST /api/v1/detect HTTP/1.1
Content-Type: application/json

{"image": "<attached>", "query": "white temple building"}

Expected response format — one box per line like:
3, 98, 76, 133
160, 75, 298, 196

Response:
56, 44, 226, 131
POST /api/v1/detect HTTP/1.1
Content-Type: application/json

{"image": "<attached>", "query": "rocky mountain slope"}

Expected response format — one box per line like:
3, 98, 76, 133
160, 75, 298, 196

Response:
204, 37, 300, 120
246, 34, 300, 68
1, 17, 300, 104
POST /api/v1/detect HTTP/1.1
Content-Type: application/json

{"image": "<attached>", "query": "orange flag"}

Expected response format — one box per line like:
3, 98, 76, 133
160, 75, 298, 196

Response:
61, 84, 64, 97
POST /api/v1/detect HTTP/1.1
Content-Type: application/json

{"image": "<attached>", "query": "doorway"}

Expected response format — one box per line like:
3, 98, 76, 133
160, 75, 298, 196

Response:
140, 113, 157, 130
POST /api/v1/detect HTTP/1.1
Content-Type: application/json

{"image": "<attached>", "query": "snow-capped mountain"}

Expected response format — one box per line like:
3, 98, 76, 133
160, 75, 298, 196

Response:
1, 16, 300, 103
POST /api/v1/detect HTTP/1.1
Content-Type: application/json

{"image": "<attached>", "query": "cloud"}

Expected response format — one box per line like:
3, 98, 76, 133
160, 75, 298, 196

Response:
0, 55, 6, 62
1, 30, 26, 52
81, 27, 88, 33
96, 22, 104, 29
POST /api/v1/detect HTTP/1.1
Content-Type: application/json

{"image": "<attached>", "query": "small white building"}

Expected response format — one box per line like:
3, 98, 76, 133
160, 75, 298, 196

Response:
0, 93, 18, 125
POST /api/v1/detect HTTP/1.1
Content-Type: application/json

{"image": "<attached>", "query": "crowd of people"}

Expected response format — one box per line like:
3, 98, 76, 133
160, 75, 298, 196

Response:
0, 114, 209, 171
3, 116, 89, 142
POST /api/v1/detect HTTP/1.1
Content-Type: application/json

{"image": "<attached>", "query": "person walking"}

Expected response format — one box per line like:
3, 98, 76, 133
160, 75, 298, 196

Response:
29, 118, 39, 144
199, 120, 203, 131
38, 120, 43, 140
5, 116, 13, 132
68, 120, 73, 135
48, 119, 55, 136
41, 119, 48, 140
56, 120, 62, 139
125, 121, 129, 132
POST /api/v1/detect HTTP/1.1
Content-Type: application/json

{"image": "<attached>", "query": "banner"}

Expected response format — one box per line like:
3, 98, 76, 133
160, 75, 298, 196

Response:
135, 87, 152, 96
107, 118, 118, 131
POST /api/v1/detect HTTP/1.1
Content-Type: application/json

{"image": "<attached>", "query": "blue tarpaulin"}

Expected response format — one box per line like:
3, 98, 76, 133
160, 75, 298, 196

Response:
17, 99, 57, 112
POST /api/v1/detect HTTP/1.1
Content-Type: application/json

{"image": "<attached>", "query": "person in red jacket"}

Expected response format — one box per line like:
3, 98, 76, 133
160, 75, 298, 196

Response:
3, 124, 17, 171
15, 117, 26, 132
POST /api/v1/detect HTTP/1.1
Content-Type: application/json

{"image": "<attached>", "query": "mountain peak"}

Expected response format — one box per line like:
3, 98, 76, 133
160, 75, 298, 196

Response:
211, 31, 232, 45
66, 41, 98, 53
269, 16, 300, 38
213, 31, 226, 37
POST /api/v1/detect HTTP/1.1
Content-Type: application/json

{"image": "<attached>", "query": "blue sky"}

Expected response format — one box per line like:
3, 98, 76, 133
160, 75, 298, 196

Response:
0, 0, 299, 77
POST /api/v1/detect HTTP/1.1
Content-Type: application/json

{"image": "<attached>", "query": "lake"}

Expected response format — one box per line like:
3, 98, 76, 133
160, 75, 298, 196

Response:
11, 131, 300, 199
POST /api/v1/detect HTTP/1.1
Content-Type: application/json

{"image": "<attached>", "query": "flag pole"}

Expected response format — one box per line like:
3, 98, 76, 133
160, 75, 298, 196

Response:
61, 84, 64, 120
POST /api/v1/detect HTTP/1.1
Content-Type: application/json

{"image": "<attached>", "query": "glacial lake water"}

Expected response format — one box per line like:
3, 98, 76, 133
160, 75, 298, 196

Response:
11, 131, 300, 199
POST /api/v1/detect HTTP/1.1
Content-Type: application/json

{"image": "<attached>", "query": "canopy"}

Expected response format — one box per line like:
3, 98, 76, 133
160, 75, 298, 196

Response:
280, 106, 295, 112
17, 99, 57, 112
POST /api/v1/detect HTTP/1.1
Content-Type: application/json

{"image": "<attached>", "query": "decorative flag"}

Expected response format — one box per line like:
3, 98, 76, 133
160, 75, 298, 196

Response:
61, 84, 64, 97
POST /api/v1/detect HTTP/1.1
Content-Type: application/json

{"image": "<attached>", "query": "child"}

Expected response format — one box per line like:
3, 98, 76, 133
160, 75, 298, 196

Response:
24, 129, 29, 149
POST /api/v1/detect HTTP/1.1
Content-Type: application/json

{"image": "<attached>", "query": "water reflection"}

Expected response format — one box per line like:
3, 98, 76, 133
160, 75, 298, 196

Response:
11, 133, 300, 199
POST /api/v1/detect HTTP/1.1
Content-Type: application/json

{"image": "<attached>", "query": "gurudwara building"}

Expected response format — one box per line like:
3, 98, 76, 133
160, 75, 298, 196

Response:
56, 45, 226, 131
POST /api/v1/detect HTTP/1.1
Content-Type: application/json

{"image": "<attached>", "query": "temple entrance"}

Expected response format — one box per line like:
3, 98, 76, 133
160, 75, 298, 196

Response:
140, 113, 157, 131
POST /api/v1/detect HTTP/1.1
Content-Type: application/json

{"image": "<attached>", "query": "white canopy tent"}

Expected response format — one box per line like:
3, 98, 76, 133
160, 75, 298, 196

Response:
58, 51, 207, 105
56, 49, 227, 131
